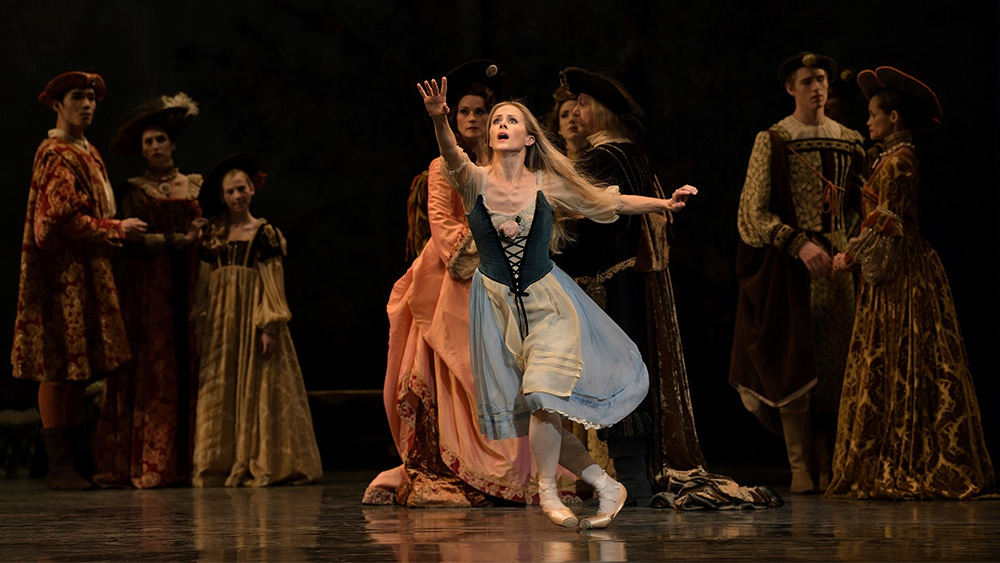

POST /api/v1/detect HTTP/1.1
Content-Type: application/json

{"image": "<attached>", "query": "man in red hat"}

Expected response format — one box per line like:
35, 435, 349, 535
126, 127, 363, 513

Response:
730, 53, 866, 494
11, 71, 147, 489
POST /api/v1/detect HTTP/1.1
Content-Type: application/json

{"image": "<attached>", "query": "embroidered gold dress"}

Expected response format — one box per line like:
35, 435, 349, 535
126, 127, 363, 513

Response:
826, 133, 995, 499
191, 220, 322, 487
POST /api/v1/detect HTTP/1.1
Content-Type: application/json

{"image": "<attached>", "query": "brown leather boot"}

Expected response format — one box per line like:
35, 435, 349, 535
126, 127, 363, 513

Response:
42, 428, 93, 490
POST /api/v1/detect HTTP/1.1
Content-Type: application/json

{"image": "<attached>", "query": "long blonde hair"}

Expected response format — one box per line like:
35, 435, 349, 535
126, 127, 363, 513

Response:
485, 101, 612, 253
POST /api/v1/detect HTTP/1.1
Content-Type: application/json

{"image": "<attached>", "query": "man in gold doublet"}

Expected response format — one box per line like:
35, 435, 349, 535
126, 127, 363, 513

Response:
729, 53, 866, 494
12, 72, 147, 489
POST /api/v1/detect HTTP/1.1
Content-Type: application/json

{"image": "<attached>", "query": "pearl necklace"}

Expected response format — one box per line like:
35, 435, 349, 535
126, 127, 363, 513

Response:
879, 132, 915, 158
873, 132, 916, 170
879, 142, 915, 159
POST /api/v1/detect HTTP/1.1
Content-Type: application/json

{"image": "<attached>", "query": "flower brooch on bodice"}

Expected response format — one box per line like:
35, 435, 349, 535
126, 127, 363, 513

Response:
498, 216, 526, 240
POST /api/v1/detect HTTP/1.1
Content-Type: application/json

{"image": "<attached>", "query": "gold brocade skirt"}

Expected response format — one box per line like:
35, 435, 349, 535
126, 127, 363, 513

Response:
827, 236, 995, 499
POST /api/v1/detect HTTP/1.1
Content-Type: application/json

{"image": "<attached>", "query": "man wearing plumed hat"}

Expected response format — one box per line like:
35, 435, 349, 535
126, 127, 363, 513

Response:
730, 53, 866, 494
11, 71, 148, 489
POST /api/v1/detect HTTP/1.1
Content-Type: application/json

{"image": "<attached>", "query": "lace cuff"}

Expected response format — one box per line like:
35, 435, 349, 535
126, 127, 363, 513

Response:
447, 231, 479, 280
446, 158, 469, 176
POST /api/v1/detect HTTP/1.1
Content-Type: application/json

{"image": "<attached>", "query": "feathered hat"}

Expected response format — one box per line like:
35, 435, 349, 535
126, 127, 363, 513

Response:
110, 92, 199, 156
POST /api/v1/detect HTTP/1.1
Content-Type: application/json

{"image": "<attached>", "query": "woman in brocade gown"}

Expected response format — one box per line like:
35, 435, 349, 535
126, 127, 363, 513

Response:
93, 93, 208, 488
190, 153, 322, 487
829, 67, 995, 499
417, 77, 697, 529
367, 60, 568, 507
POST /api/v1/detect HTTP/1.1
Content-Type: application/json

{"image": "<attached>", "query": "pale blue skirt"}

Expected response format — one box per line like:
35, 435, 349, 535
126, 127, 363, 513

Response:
470, 265, 649, 440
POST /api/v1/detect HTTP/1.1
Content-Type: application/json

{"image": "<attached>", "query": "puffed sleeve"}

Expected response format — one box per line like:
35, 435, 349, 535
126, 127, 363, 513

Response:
188, 173, 204, 199
737, 131, 803, 255
253, 224, 293, 334
845, 153, 913, 285
425, 157, 478, 279
33, 153, 124, 249
438, 150, 488, 212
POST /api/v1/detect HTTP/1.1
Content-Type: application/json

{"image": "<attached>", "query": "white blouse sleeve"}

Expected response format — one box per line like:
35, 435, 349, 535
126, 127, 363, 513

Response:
541, 172, 621, 224
438, 150, 488, 212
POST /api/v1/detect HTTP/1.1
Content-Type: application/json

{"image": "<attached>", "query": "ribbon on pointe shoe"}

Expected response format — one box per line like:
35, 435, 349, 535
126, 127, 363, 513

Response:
538, 476, 578, 528
581, 477, 626, 530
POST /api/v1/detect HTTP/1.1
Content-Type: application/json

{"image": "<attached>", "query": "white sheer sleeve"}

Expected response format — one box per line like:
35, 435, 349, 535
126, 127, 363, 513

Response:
438, 150, 488, 212
541, 172, 620, 224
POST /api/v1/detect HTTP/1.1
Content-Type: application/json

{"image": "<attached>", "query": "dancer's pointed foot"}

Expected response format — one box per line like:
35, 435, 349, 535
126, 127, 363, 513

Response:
538, 476, 578, 528
542, 505, 579, 528
581, 476, 626, 530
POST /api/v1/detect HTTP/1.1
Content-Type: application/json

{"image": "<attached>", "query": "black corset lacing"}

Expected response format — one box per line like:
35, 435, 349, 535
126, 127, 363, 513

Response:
500, 233, 531, 341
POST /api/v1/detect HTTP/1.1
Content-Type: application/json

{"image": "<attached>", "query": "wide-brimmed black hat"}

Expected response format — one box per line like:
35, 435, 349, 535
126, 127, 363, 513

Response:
200, 152, 266, 218
559, 66, 644, 122
445, 58, 505, 104
777, 52, 837, 85
110, 92, 199, 156
857, 66, 942, 129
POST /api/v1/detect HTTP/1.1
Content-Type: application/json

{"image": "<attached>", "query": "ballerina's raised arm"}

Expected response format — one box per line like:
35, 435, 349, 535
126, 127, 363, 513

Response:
417, 77, 467, 171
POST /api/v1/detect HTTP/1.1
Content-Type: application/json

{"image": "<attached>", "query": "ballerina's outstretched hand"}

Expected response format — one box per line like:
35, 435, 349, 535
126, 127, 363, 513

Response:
417, 76, 464, 167
417, 77, 449, 118
668, 184, 698, 210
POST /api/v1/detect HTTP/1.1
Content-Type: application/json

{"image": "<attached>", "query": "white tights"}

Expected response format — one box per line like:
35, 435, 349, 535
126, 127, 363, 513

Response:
529, 410, 610, 509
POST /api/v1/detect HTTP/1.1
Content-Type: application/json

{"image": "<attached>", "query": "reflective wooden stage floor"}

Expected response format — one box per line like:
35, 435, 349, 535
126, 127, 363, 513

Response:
2, 470, 998, 562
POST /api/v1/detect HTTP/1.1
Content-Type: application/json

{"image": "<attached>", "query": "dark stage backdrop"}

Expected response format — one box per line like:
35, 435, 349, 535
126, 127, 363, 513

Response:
2, 0, 997, 469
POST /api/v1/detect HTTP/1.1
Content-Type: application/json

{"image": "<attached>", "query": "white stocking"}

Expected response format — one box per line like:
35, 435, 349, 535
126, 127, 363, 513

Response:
529, 410, 566, 511
581, 464, 623, 514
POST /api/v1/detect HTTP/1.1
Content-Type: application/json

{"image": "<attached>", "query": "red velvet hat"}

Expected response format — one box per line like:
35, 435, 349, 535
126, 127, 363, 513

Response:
38, 71, 106, 106
857, 66, 942, 129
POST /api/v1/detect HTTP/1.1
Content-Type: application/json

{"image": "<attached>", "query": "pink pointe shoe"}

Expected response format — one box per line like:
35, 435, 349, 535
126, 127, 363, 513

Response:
543, 505, 579, 528
538, 478, 578, 528
581, 476, 626, 530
